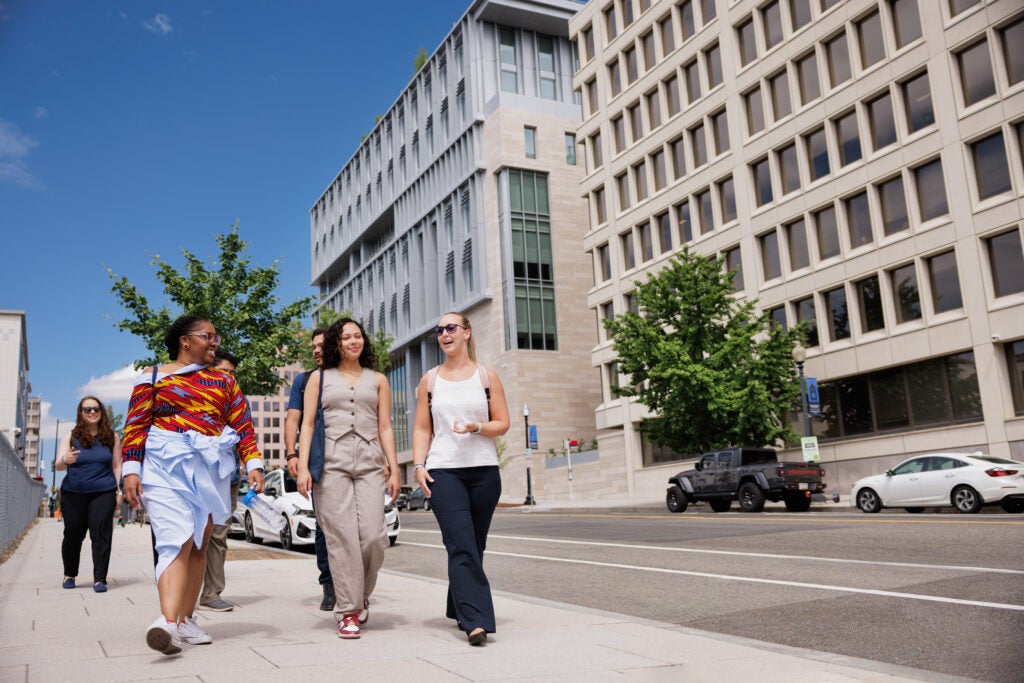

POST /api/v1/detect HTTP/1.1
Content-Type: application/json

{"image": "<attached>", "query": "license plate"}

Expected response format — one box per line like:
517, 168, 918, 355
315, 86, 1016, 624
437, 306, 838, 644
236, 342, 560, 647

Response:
799, 483, 808, 490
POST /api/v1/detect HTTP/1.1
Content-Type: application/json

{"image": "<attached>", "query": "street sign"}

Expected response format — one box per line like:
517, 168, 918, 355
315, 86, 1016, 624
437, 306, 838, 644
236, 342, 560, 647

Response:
528, 425, 538, 450
806, 377, 821, 417
801, 436, 820, 462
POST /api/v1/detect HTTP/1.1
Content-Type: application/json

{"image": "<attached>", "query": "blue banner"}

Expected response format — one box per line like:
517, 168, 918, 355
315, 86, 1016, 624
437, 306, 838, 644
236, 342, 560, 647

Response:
806, 377, 821, 417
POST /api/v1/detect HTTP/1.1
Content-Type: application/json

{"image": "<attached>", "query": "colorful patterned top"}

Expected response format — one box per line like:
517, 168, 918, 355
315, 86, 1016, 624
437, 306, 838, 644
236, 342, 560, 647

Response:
122, 364, 262, 472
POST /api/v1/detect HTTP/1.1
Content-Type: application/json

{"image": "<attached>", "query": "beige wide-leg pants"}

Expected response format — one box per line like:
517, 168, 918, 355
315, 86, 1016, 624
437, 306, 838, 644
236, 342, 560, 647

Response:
312, 432, 387, 620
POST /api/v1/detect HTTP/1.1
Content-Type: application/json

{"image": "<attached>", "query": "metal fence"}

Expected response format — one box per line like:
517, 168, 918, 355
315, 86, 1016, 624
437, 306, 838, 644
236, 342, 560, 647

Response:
1, 434, 46, 555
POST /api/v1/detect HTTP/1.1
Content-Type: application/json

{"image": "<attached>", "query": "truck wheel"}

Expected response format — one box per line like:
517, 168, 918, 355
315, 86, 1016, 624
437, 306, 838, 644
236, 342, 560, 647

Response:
708, 499, 731, 513
784, 496, 811, 512
666, 485, 688, 513
738, 482, 765, 512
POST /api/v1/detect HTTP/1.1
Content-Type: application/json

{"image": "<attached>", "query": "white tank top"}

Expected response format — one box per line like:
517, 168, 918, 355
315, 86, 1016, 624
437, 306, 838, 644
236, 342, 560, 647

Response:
425, 371, 498, 470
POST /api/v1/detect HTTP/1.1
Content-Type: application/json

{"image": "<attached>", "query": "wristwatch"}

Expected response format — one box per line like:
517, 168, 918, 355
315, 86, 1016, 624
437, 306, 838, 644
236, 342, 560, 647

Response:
414, 463, 426, 470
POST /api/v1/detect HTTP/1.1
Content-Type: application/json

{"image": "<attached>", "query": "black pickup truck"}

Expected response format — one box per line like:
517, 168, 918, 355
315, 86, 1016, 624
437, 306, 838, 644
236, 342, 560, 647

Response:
666, 447, 827, 513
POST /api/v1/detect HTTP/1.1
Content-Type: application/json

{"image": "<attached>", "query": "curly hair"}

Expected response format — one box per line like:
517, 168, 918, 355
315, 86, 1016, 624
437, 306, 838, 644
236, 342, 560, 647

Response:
164, 314, 210, 359
70, 396, 116, 450
321, 318, 377, 371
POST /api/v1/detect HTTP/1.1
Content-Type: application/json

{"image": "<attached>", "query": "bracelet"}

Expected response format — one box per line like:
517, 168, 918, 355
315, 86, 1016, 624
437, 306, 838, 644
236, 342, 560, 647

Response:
473, 423, 483, 434
414, 463, 426, 470
286, 453, 299, 461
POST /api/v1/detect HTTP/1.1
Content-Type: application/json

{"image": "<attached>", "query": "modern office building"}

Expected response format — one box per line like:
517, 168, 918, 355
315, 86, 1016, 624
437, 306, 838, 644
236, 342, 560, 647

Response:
309, 0, 603, 500
0, 310, 30, 461
571, 0, 1024, 497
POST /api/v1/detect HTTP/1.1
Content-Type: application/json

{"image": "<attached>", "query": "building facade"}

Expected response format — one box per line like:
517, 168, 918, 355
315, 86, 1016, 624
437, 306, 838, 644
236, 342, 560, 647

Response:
571, 0, 1024, 497
310, 0, 603, 500
246, 362, 305, 471
0, 310, 30, 461
24, 396, 40, 476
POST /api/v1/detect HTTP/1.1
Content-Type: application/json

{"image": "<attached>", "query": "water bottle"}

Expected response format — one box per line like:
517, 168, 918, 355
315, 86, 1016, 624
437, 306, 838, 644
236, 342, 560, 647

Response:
242, 490, 287, 531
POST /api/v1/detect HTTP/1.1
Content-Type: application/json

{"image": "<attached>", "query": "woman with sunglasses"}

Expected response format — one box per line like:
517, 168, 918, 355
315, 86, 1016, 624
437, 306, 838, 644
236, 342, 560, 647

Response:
297, 317, 400, 640
56, 396, 122, 593
411, 312, 510, 646
122, 315, 265, 655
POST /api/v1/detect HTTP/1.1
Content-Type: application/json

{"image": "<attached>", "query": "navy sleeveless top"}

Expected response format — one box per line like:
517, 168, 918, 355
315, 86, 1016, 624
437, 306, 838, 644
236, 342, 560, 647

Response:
61, 439, 117, 494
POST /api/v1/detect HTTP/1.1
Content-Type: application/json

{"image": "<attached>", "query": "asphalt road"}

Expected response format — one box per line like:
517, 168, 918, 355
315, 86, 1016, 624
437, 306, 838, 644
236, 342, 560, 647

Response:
384, 508, 1024, 683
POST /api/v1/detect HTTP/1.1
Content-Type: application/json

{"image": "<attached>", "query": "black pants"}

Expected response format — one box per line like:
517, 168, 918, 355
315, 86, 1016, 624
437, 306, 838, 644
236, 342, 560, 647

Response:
61, 489, 117, 583
429, 466, 501, 634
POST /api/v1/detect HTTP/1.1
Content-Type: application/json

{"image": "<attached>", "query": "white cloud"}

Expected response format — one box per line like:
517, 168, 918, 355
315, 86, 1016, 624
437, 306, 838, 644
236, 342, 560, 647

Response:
0, 118, 40, 188
77, 365, 142, 403
39, 401, 74, 438
34, 106, 48, 119
141, 13, 173, 35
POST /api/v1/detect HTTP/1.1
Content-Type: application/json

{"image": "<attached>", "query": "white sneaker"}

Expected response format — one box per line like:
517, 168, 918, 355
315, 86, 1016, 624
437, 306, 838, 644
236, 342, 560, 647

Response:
146, 617, 182, 655
177, 615, 213, 645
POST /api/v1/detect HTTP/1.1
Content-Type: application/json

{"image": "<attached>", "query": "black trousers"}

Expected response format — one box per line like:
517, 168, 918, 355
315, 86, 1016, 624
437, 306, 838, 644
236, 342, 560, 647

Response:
61, 489, 117, 583
429, 466, 501, 634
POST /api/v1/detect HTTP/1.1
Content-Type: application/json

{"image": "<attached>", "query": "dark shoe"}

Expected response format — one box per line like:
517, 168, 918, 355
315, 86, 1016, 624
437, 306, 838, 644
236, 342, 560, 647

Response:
320, 583, 336, 611
198, 599, 235, 612
93, 582, 107, 593
468, 628, 487, 646
62, 577, 75, 589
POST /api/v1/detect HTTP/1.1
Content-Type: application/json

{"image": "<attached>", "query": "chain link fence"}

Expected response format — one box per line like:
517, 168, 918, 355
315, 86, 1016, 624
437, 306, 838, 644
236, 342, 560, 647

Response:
1, 435, 47, 555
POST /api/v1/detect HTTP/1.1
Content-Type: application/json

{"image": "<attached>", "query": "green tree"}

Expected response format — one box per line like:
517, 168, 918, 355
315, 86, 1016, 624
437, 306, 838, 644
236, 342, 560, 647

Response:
107, 222, 315, 395
293, 307, 395, 373
605, 248, 805, 455
413, 47, 428, 74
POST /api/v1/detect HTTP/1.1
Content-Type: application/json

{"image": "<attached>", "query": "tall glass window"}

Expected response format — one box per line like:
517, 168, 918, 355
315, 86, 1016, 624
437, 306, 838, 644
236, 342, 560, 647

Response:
499, 27, 518, 93
856, 275, 885, 332
815, 205, 840, 260
927, 250, 963, 313
787, 218, 810, 270
878, 176, 909, 236
914, 159, 947, 221
987, 230, 1024, 297
824, 286, 851, 340
537, 35, 557, 100
506, 170, 557, 350
972, 132, 1012, 200
890, 263, 922, 323
902, 72, 934, 133
891, 0, 922, 48
957, 40, 995, 107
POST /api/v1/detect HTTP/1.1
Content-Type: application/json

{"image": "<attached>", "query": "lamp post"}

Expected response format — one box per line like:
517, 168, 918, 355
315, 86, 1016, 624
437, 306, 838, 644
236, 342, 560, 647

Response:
792, 343, 811, 437
523, 404, 535, 505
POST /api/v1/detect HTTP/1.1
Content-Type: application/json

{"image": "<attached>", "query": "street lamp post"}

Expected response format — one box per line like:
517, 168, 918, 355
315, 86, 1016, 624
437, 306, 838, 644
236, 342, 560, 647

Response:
523, 404, 535, 505
792, 343, 811, 437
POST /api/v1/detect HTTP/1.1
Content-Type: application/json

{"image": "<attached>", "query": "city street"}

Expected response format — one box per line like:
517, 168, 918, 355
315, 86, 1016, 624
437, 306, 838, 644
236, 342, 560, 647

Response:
387, 508, 1024, 682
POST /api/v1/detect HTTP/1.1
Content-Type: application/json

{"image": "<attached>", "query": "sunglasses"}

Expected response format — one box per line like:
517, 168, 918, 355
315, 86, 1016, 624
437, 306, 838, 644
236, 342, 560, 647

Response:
186, 332, 222, 344
435, 323, 466, 337
81, 406, 102, 414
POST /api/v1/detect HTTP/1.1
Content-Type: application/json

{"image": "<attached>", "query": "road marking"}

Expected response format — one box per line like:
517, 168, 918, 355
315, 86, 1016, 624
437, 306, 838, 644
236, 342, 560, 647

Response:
399, 540, 1024, 612
499, 511, 1024, 526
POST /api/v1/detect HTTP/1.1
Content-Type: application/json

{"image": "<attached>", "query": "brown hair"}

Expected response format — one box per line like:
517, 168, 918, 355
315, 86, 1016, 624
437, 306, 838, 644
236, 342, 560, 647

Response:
443, 311, 476, 362
70, 396, 116, 450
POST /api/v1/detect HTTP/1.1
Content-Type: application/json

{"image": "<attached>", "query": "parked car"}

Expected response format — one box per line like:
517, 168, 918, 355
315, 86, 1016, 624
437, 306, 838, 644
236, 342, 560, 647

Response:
850, 452, 1024, 514
242, 469, 317, 550
395, 485, 413, 511
385, 493, 401, 546
227, 481, 248, 538
406, 486, 431, 511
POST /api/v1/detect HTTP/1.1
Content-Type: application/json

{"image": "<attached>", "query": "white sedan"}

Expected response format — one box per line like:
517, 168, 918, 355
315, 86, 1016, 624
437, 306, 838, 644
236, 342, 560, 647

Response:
241, 470, 400, 548
850, 452, 1024, 514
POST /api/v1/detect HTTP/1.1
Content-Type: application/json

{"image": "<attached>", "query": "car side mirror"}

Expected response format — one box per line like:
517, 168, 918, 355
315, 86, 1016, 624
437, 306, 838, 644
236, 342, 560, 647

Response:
266, 486, 279, 497
694, 462, 703, 471
884, 470, 894, 477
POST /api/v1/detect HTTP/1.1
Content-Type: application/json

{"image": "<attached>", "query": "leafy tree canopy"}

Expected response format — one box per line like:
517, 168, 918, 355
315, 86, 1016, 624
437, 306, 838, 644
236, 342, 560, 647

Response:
107, 222, 316, 395
413, 47, 428, 74
605, 248, 805, 455
292, 307, 395, 374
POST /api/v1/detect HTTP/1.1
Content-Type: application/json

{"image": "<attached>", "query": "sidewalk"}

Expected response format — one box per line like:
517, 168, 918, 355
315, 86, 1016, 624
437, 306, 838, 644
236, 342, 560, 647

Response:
0, 518, 966, 682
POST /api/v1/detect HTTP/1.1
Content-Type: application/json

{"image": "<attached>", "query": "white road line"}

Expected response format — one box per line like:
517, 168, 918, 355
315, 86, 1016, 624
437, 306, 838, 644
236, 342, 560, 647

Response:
401, 528, 1024, 575
399, 541, 1024, 612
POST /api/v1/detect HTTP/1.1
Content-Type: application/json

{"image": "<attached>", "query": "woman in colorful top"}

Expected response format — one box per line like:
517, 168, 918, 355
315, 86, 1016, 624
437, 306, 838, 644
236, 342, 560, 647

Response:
122, 315, 265, 655
56, 396, 122, 593
411, 312, 510, 646
297, 317, 400, 640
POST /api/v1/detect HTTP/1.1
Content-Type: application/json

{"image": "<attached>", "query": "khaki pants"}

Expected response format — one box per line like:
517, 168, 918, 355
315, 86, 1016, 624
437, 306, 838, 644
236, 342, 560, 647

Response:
313, 432, 387, 619
200, 481, 240, 604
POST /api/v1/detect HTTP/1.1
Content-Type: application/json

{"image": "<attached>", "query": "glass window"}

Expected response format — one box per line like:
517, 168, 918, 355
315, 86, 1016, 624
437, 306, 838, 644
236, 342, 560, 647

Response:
878, 176, 909, 236
825, 32, 852, 87
718, 176, 737, 223
656, 211, 672, 253
524, 127, 536, 159
634, 160, 648, 201
770, 70, 792, 120
590, 131, 603, 168
762, 1, 784, 50
787, 218, 810, 270
697, 188, 714, 234
705, 43, 723, 88
846, 191, 873, 248
594, 186, 607, 224
508, 170, 558, 350
597, 243, 612, 281
791, 0, 812, 31
867, 92, 897, 150
612, 115, 626, 153
605, 5, 618, 40
891, 263, 922, 323
671, 136, 686, 179
622, 0, 634, 26
857, 11, 885, 68
621, 231, 636, 270
1002, 17, 1024, 86
652, 149, 666, 191
761, 230, 782, 280
796, 52, 821, 104
1006, 340, 1024, 415
624, 46, 639, 84
752, 157, 774, 206
778, 143, 800, 195
913, 159, 947, 221
769, 305, 788, 330
873, 368, 909, 431
795, 296, 819, 346
737, 18, 757, 66
972, 132, 1012, 200
629, 102, 644, 142
891, 0, 922, 48
805, 126, 830, 181
660, 15, 676, 55
745, 86, 765, 134
857, 275, 885, 332
680, 0, 696, 41
676, 199, 693, 243
582, 26, 595, 62
927, 250, 962, 313
500, 27, 518, 93
987, 230, 1024, 297
711, 109, 729, 155
815, 205, 840, 259
641, 31, 656, 71
647, 90, 662, 129
701, 0, 716, 22
616, 172, 631, 211
586, 79, 599, 114
538, 35, 556, 100
825, 286, 851, 341
691, 123, 707, 167
665, 75, 681, 116
639, 222, 654, 262
725, 247, 744, 291
609, 59, 622, 96
949, 0, 981, 17
958, 40, 995, 107
684, 60, 701, 102
565, 134, 576, 165
835, 111, 862, 166
902, 72, 934, 133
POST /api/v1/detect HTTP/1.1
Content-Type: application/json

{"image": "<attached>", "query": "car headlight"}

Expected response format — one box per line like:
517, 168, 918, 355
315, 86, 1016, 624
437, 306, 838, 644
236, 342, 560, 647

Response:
290, 505, 314, 517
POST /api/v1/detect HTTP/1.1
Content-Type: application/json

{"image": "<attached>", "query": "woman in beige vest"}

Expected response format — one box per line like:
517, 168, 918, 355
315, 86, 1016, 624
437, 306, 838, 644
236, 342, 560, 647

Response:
297, 318, 400, 639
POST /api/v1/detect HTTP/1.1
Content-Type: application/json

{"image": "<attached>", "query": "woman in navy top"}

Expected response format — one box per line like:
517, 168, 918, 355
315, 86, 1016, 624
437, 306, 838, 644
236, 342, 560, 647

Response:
57, 396, 122, 592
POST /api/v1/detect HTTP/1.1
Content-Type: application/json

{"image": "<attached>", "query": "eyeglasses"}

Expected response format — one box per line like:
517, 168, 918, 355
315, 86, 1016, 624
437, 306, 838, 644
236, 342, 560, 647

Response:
186, 332, 222, 344
435, 323, 467, 337
81, 406, 102, 414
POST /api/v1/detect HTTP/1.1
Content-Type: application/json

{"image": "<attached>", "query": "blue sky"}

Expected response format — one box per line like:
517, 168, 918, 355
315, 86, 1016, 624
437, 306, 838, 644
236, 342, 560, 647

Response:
0, 0, 473, 470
